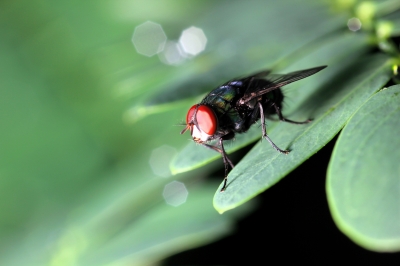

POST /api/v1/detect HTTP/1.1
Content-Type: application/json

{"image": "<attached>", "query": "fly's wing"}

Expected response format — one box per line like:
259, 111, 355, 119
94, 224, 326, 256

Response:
238, 66, 327, 105
220, 70, 272, 87
244, 70, 272, 78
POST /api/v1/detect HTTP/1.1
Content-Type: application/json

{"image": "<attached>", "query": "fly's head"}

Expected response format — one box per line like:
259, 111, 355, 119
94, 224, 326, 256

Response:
181, 104, 218, 143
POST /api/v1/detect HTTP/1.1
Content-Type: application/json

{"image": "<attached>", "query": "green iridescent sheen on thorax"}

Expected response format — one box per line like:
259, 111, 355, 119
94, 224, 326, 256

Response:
202, 86, 236, 114
201, 86, 247, 131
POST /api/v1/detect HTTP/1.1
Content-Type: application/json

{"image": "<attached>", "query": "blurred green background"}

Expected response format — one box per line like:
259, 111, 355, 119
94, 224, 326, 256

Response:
1, 0, 399, 265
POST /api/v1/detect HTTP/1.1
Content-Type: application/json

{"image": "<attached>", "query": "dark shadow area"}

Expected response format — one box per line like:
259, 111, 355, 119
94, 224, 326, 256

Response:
164, 134, 400, 265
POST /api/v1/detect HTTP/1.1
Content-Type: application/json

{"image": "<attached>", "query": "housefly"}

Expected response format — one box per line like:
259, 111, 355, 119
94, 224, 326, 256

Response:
180, 66, 327, 192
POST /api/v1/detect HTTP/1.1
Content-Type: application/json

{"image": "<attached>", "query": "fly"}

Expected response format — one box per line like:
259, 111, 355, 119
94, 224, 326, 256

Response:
180, 66, 327, 192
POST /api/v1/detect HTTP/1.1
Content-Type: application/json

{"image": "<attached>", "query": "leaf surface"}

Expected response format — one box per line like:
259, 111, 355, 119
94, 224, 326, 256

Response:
327, 85, 400, 252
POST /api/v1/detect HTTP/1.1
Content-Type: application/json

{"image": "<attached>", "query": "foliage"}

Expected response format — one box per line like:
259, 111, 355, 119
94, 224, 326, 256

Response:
0, 0, 399, 265
169, 0, 400, 253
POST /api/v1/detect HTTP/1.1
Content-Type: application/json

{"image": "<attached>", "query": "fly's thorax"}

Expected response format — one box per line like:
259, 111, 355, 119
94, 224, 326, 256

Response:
201, 86, 237, 112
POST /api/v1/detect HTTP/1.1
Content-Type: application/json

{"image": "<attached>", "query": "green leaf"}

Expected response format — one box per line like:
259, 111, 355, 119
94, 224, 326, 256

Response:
2, 0, 399, 264
213, 54, 392, 213
327, 85, 400, 252
171, 32, 371, 175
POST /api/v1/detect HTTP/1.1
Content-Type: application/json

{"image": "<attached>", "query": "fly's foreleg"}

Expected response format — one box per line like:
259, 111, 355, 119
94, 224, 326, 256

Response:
201, 138, 234, 192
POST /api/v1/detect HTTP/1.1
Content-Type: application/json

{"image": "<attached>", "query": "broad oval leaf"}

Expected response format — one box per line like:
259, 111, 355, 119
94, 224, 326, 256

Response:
326, 85, 400, 252
213, 54, 392, 213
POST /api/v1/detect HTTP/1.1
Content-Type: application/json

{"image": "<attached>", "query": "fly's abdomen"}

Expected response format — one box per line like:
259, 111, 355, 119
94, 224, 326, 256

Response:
262, 88, 284, 115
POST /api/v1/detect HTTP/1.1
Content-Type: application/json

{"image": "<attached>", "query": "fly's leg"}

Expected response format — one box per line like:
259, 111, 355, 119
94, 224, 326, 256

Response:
219, 138, 234, 192
272, 103, 312, 124
258, 102, 289, 154
201, 138, 234, 192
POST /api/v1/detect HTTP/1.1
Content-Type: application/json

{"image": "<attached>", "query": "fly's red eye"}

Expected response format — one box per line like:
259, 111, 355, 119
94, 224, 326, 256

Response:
186, 105, 197, 124
196, 105, 217, 135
